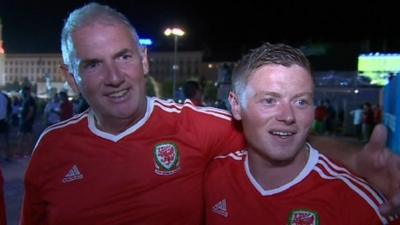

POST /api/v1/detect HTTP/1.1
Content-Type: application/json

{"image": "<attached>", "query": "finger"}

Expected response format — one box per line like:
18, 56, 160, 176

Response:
362, 124, 389, 169
366, 124, 388, 152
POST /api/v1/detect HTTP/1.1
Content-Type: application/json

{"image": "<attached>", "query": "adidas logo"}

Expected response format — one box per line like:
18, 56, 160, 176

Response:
212, 199, 228, 218
62, 165, 83, 183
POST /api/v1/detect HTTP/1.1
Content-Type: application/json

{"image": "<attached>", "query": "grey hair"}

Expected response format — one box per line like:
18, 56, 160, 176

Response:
61, 2, 141, 74
231, 42, 312, 108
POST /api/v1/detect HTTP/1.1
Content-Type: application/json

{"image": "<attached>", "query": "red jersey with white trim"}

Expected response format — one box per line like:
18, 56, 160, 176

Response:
205, 145, 399, 225
21, 97, 246, 225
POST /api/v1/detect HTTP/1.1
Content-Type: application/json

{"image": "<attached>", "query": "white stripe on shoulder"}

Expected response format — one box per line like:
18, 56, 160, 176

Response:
32, 112, 89, 154
314, 157, 388, 224
318, 154, 376, 190
182, 99, 232, 116
214, 150, 247, 160
318, 154, 353, 176
153, 98, 232, 121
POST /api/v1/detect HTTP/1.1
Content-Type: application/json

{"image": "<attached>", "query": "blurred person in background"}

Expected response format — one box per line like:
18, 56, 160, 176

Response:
43, 93, 60, 127
58, 91, 73, 121
0, 91, 11, 161
350, 104, 363, 140
362, 102, 374, 142
17, 86, 36, 158
183, 80, 204, 106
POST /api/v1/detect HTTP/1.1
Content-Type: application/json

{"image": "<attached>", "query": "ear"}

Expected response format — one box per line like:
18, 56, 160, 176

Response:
141, 47, 149, 75
60, 64, 80, 94
228, 91, 242, 121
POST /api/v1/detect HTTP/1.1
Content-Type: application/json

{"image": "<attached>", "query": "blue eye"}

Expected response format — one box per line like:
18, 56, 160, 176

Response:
295, 99, 310, 107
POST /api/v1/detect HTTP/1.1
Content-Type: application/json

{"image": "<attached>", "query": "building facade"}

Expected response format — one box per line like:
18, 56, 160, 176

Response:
0, 51, 222, 98
148, 51, 204, 82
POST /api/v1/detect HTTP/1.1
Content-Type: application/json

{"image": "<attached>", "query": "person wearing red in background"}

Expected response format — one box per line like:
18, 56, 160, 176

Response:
362, 102, 374, 142
373, 104, 382, 126
58, 91, 73, 121
183, 80, 204, 106
312, 100, 327, 135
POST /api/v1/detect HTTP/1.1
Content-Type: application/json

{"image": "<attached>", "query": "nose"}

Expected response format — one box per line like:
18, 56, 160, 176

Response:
104, 62, 124, 87
276, 102, 295, 124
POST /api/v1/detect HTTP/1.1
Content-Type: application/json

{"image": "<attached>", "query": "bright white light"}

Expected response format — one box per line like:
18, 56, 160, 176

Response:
164, 27, 185, 36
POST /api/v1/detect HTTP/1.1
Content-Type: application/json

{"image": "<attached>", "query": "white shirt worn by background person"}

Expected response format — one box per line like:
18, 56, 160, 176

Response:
350, 108, 363, 125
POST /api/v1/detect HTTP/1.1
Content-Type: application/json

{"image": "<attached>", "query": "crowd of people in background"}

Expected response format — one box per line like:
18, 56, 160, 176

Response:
312, 98, 383, 142
0, 87, 89, 161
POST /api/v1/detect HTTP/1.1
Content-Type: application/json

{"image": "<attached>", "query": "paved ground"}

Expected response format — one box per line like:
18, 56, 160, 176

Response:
1, 158, 29, 225
0, 120, 44, 225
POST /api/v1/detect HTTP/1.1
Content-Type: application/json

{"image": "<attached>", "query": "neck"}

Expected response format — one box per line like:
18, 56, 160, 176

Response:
247, 145, 309, 190
93, 99, 147, 135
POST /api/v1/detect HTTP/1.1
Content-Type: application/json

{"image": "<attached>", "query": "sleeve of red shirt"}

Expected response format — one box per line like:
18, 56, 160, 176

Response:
186, 107, 246, 161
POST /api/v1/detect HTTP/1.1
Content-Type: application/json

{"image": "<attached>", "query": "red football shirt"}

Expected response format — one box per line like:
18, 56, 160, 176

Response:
206, 146, 399, 225
21, 97, 246, 225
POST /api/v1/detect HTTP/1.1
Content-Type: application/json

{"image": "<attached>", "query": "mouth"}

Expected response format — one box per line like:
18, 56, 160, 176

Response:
269, 130, 296, 139
106, 88, 130, 101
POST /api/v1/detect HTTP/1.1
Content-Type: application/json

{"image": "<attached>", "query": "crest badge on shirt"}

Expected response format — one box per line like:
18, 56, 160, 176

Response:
153, 142, 180, 175
288, 209, 319, 225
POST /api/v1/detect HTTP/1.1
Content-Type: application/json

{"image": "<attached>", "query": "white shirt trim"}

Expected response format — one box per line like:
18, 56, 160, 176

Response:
245, 143, 318, 196
88, 97, 154, 142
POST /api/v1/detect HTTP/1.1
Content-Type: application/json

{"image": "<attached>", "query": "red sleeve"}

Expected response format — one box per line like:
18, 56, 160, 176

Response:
186, 107, 246, 161
0, 169, 7, 225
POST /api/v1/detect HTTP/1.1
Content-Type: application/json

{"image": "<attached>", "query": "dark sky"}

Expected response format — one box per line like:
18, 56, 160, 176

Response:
1, 0, 400, 65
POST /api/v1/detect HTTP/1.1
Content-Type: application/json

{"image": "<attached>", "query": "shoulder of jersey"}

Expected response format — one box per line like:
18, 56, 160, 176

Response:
315, 152, 398, 224
153, 97, 233, 121
33, 111, 88, 148
214, 149, 247, 161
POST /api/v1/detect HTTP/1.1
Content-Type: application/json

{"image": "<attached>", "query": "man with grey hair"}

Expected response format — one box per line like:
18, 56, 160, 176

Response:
21, 3, 245, 225
205, 42, 399, 224
21, 3, 400, 225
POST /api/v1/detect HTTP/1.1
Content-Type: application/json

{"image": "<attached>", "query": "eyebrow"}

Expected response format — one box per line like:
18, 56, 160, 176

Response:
78, 48, 138, 68
256, 91, 313, 98
293, 92, 313, 98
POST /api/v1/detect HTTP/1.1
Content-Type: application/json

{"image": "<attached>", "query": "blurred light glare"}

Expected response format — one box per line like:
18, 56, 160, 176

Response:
164, 27, 185, 99
164, 27, 185, 36
139, 38, 153, 46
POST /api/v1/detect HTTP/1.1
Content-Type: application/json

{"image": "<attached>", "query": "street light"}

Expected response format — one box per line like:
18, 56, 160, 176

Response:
164, 27, 185, 99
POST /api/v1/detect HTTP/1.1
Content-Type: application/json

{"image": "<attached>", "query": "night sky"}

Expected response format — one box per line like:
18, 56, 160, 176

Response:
1, 0, 400, 68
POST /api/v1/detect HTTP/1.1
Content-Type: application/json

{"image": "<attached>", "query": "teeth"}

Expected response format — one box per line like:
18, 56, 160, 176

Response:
271, 131, 293, 136
109, 90, 128, 98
